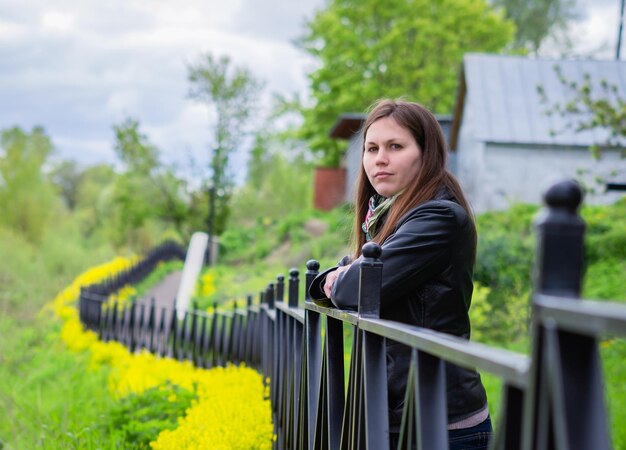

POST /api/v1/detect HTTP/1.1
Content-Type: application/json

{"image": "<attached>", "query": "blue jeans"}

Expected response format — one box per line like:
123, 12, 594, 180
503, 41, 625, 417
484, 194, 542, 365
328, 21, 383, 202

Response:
448, 416, 493, 450
389, 416, 493, 450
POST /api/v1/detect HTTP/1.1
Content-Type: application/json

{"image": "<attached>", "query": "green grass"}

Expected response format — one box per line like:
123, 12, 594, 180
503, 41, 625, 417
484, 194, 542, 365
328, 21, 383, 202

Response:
0, 317, 127, 449
0, 225, 121, 449
603, 338, 626, 450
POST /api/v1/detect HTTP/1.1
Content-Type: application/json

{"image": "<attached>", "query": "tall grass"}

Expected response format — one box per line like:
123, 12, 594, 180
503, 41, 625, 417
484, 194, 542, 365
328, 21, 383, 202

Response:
0, 225, 118, 448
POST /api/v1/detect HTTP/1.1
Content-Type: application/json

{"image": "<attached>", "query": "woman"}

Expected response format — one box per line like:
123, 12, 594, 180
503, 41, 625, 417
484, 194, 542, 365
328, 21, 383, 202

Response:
309, 99, 491, 449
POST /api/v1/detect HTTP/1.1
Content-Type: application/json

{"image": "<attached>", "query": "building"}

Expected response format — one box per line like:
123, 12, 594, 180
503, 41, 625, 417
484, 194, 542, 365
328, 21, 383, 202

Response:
326, 54, 625, 211
450, 53, 625, 212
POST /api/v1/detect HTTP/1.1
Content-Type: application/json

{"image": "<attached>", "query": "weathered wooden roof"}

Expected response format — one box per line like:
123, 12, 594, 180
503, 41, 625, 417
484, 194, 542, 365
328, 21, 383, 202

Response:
330, 113, 453, 145
450, 53, 626, 149
329, 113, 365, 139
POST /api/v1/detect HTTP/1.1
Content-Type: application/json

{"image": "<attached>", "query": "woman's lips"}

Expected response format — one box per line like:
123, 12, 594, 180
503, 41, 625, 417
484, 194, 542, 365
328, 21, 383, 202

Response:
373, 171, 392, 179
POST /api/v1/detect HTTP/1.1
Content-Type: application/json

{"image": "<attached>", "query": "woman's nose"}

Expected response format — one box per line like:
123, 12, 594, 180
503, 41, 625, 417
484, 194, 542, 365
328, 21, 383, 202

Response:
375, 148, 389, 165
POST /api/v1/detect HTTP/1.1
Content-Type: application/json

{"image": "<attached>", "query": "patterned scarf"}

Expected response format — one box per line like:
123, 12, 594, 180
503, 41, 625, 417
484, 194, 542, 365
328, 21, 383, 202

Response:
361, 193, 399, 241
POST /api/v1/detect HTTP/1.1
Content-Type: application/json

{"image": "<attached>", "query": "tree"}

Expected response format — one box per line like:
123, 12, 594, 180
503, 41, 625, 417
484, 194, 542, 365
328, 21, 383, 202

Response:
299, 0, 515, 167
489, 0, 580, 54
537, 66, 626, 159
0, 126, 58, 242
187, 54, 264, 238
109, 118, 193, 248
72, 163, 116, 238
537, 67, 625, 196
50, 160, 83, 211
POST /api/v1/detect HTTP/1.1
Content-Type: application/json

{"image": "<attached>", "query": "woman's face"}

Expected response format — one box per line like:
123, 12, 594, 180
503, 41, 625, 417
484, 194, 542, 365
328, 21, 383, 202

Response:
363, 116, 422, 198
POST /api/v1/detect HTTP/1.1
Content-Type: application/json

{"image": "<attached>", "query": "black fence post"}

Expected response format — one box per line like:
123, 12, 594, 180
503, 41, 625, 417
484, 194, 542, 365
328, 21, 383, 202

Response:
198, 314, 208, 368
158, 306, 167, 357
534, 180, 586, 298
210, 302, 219, 368
276, 275, 285, 303
189, 302, 199, 363
305, 260, 320, 302
137, 303, 146, 350
357, 242, 389, 450
99, 299, 109, 340
148, 298, 156, 353
288, 268, 299, 308
304, 259, 320, 448
267, 283, 275, 310
524, 180, 611, 450
244, 294, 254, 365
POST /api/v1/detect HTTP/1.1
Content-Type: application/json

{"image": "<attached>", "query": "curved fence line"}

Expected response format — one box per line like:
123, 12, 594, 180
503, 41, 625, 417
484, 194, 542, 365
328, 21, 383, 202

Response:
78, 181, 626, 450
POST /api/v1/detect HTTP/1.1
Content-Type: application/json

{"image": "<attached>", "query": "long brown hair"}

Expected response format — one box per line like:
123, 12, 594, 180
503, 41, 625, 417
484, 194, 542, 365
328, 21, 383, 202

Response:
352, 99, 474, 257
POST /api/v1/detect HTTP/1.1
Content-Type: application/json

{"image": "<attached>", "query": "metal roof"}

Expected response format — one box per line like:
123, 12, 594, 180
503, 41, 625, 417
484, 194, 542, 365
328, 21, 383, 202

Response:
451, 53, 626, 148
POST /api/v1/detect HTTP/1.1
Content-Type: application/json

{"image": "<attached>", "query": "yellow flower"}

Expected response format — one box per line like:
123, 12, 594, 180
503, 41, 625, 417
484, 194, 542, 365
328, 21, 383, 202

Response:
48, 255, 274, 449
150, 365, 273, 450
196, 270, 216, 298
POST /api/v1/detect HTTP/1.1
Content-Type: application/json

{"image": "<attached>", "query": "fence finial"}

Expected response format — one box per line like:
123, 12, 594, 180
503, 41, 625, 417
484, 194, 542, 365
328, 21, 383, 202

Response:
288, 268, 299, 307
359, 242, 383, 318
305, 260, 320, 302
534, 180, 585, 298
266, 283, 275, 309
276, 274, 285, 302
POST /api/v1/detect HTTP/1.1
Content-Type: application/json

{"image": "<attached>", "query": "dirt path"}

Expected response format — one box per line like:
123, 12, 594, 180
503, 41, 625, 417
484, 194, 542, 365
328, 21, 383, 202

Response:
137, 270, 182, 327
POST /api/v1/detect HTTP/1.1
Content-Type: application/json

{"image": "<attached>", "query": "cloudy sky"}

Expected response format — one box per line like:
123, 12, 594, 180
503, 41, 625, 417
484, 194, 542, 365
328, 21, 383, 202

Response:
0, 0, 621, 174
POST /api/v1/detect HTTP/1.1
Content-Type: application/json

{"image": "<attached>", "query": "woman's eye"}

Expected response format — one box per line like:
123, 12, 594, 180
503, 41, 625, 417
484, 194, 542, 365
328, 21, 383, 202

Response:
390, 143, 402, 149
366, 147, 377, 152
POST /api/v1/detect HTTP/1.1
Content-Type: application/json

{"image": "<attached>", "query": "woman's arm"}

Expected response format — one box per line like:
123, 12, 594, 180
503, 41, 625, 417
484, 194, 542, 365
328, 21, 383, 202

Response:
331, 200, 467, 309
308, 255, 353, 301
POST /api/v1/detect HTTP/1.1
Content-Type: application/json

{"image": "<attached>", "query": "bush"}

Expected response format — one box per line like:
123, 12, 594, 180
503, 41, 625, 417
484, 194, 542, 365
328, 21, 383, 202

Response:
106, 382, 196, 448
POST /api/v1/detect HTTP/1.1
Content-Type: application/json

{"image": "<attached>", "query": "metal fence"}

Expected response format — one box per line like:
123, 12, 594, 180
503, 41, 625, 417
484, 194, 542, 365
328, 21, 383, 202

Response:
78, 180, 626, 450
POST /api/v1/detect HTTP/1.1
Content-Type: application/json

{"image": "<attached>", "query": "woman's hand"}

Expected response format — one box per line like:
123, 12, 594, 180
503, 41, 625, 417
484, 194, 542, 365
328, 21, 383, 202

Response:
323, 264, 352, 298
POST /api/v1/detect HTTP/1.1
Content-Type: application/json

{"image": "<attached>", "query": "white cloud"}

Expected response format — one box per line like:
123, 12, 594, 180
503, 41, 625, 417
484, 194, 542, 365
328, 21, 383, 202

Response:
41, 10, 76, 33
0, 0, 615, 180
0, 0, 323, 172
567, 0, 619, 58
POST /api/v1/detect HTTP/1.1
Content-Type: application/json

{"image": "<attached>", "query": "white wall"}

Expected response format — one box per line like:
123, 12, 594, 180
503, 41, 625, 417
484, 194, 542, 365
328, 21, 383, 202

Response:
345, 130, 364, 203
467, 143, 624, 212
455, 97, 488, 211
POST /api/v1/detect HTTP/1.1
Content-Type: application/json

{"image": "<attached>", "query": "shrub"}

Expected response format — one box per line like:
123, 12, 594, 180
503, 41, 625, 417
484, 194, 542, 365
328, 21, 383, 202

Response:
106, 382, 196, 448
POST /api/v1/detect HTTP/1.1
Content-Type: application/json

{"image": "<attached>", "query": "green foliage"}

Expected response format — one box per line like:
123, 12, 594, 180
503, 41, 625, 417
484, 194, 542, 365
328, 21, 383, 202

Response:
583, 259, 626, 302
0, 126, 59, 242
299, 0, 515, 166
603, 339, 626, 450
490, 0, 579, 53
114, 118, 159, 174
71, 163, 117, 239
230, 139, 314, 226
0, 215, 118, 447
0, 229, 119, 448
472, 204, 537, 341
472, 200, 626, 342
220, 206, 351, 266
583, 198, 626, 262
538, 66, 626, 160
49, 159, 84, 210
0, 320, 125, 449
108, 119, 197, 250
106, 383, 196, 448
188, 53, 264, 236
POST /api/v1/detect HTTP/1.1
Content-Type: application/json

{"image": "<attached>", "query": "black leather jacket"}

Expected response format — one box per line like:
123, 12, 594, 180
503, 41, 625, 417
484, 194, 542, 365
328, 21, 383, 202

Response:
309, 188, 487, 429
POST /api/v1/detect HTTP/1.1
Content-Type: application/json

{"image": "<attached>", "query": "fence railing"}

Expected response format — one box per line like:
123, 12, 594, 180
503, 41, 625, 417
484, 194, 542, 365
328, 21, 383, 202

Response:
78, 180, 626, 450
